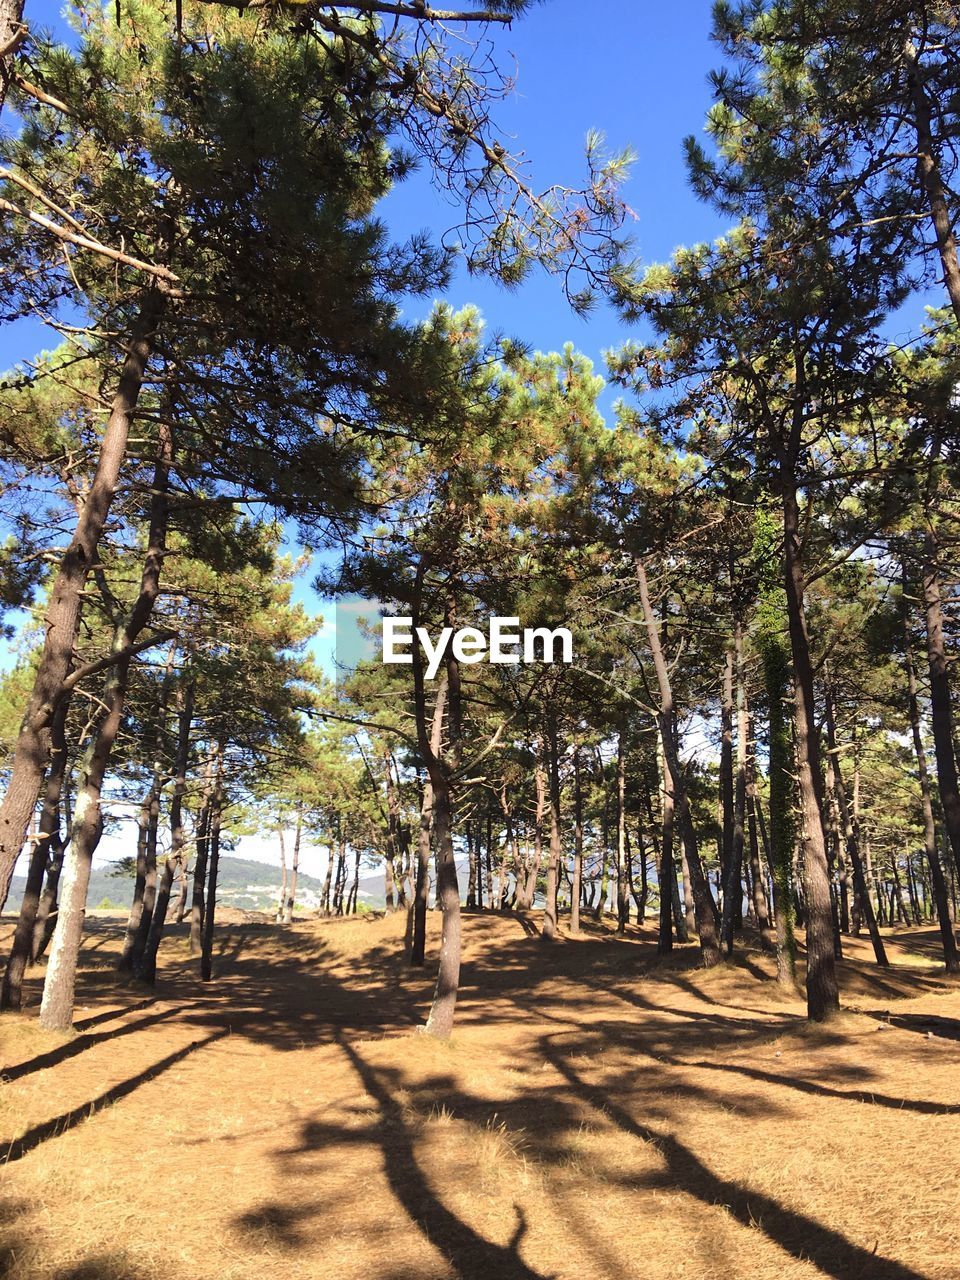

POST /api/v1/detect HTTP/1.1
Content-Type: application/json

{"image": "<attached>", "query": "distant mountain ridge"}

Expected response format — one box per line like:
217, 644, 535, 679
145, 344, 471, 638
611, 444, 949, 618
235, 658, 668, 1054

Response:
5, 855, 390, 914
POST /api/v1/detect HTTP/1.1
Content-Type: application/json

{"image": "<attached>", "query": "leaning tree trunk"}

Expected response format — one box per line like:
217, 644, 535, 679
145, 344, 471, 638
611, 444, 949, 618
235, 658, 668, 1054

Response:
904, 38, 960, 326
0, 701, 67, 1010
39, 654, 130, 1029
0, 293, 163, 910
637, 558, 720, 965
0, 0, 25, 116
38, 429, 171, 1030
781, 484, 838, 1020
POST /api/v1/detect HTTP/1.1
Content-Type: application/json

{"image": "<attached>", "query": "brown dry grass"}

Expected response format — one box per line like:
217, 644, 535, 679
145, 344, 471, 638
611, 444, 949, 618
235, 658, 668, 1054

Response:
0, 910, 958, 1280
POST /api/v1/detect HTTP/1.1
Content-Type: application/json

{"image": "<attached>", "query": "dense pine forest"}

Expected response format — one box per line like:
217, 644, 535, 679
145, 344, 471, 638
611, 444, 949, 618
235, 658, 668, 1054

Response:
1, 2, 960, 1278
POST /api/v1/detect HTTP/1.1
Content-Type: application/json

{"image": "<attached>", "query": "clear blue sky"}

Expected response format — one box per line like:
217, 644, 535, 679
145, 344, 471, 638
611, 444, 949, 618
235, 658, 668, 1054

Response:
1, 0, 935, 677
0, 0, 729, 374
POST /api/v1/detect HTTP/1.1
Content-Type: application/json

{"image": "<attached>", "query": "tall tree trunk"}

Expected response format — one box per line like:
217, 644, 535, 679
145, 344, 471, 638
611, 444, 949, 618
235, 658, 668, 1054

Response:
136, 679, 193, 985
922, 531, 960, 887
38, 424, 171, 1030
571, 747, 583, 934
904, 38, 960, 325
412, 573, 460, 1036
637, 559, 720, 965
410, 675, 446, 966
283, 804, 301, 925
0, 0, 25, 115
903, 608, 958, 970
0, 293, 164, 909
781, 484, 838, 1019
541, 719, 562, 941
276, 826, 287, 923
126, 767, 160, 973
719, 645, 735, 918
615, 729, 629, 933
200, 753, 223, 983
657, 732, 681, 949
190, 751, 215, 955
1, 702, 68, 1010
760, 633, 798, 987
39, 656, 129, 1030
823, 683, 888, 967
721, 622, 748, 954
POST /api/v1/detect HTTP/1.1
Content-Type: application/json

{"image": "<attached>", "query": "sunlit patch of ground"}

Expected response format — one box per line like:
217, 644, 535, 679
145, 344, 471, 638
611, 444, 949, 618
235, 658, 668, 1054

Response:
0, 909, 957, 1279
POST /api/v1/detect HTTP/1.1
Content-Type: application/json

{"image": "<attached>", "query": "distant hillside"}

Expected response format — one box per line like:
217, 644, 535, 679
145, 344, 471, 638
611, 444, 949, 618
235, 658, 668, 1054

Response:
6, 855, 389, 915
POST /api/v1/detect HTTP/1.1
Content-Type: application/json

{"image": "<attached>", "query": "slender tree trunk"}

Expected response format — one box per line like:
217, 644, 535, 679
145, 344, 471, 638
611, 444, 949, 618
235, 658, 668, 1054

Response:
32, 839, 65, 964
283, 805, 301, 925
541, 720, 562, 941
637, 559, 720, 965
615, 729, 629, 933
0, 293, 164, 910
719, 645, 735, 919
903, 613, 958, 969
781, 484, 838, 1019
1, 702, 68, 1010
922, 531, 960, 887
411, 676, 446, 966
657, 733, 680, 950
721, 622, 748, 954
276, 826, 287, 923
571, 748, 583, 934
127, 770, 160, 973
904, 38, 960, 325
136, 680, 192, 985
190, 752, 215, 955
200, 755, 223, 982
823, 684, 888, 967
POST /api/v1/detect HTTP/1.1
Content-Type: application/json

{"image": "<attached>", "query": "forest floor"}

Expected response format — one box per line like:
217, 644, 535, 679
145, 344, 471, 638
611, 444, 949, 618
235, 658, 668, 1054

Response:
0, 910, 958, 1280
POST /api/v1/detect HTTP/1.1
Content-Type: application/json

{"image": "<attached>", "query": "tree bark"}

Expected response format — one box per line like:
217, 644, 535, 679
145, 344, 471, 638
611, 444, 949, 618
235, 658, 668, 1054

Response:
903, 605, 959, 970
823, 683, 888, 967
637, 558, 720, 965
200, 754, 223, 982
0, 0, 25, 116
615, 729, 629, 933
283, 804, 301, 925
781, 484, 838, 1019
904, 38, 960, 325
541, 720, 562, 941
1, 701, 67, 1009
135, 679, 193, 984
571, 747, 583, 934
922, 531, 960, 887
0, 293, 163, 910
721, 622, 748, 954
410, 675, 446, 966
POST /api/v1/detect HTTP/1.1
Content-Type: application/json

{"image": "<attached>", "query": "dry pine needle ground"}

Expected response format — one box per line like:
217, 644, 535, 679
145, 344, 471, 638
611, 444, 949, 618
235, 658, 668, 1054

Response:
0, 909, 958, 1280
